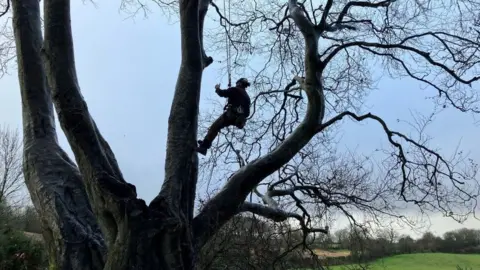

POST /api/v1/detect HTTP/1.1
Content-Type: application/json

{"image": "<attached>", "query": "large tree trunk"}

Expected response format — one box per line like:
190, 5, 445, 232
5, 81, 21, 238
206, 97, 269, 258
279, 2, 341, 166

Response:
11, 0, 106, 269
101, 224, 194, 269
12, 0, 323, 268
13, 0, 211, 268
40, 0, 195, 268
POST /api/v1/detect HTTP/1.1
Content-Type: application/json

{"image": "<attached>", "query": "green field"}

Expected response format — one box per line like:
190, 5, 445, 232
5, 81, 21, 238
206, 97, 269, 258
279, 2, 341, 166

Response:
330, 253, 480, 270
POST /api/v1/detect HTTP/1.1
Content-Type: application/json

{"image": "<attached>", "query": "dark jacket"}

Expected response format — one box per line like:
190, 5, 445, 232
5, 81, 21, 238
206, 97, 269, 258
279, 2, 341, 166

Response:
216, 87, 251, 117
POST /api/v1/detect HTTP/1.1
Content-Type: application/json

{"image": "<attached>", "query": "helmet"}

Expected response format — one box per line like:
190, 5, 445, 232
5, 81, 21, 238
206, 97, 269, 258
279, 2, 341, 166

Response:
236, 78, 251, 88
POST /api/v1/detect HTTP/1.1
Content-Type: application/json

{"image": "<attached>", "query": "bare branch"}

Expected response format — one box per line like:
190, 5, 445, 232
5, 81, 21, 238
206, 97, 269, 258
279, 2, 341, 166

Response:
318, 0, 333, 29
358, 46, 480, 113
240, 202, 328, 234
240, 202, 291, 222
323, 39, 479, 85
0, 0, 9, 17
336, 0, 395, 25
317, 110, 478, 210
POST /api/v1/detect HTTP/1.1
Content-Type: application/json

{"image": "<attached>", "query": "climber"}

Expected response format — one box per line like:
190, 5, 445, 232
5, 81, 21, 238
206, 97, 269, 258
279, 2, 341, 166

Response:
196, 78, 251, 155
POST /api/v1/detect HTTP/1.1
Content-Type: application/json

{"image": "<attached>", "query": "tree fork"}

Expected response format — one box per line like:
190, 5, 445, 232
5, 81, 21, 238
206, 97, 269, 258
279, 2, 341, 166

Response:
11, 0, 193, 269
19, 0, 208, 268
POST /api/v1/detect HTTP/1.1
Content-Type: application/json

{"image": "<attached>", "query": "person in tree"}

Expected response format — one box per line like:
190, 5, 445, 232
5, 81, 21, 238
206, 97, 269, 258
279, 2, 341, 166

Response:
196, 78, 251, 155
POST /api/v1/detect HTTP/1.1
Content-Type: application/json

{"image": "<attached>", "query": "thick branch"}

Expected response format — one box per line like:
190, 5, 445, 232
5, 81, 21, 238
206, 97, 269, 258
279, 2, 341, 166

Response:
199, 0, 213, 68
42, 0, 145, 256
192, 76, 324, 248
240, 202, 293, 222
11, 0, 105, 268
288, 0, 315, 35
240, 202, 328, 234
193, 2, 326, 245
254, 188, 280, 208
318, 0, 333, 29
150, 0, 207, 221
149, 0, 212, 265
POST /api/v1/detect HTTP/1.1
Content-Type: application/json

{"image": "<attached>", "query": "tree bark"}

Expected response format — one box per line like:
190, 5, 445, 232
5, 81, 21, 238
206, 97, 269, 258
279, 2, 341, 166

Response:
148, 0, 212, 267
11, 0, 106, 269
13, 0, 324, 268
42, 0, 138, 251
13, 0, 197, 268
40, 0, 211, 268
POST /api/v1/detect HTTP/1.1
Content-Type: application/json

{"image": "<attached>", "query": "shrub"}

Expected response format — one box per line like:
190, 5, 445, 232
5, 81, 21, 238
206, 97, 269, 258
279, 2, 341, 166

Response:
0, 228, 47, 270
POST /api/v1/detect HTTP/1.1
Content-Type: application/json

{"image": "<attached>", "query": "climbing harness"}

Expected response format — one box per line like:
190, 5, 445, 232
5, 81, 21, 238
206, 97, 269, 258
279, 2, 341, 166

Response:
223, 0, 232, 87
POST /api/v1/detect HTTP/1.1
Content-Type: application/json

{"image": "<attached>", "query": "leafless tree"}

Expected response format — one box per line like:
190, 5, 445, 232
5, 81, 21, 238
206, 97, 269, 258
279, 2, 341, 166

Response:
0, 1, 15, 77
1, 0, 479, 269
199, 107, 478, 243
198, 0, 480, 236
0, 125, 23, 204
198, 213, 322, 269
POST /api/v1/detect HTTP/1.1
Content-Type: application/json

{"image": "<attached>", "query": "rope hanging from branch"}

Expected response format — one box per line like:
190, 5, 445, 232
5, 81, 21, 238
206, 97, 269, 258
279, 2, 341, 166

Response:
223, 0, 232, 87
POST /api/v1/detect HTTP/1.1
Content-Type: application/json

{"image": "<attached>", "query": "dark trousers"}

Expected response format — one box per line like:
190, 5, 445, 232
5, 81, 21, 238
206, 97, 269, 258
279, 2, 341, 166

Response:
200, 110, 246, 149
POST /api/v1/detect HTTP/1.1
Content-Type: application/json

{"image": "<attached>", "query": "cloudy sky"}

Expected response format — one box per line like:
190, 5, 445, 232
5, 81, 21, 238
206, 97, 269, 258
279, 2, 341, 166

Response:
0, 1, 479, 237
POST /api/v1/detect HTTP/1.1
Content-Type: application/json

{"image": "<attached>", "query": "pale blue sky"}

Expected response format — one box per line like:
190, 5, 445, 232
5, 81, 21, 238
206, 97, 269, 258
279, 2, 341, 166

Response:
0, 1, 479, 236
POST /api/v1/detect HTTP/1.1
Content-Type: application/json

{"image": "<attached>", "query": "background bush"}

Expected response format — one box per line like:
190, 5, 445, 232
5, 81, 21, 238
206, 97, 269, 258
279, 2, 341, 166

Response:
0, 202, 47, 270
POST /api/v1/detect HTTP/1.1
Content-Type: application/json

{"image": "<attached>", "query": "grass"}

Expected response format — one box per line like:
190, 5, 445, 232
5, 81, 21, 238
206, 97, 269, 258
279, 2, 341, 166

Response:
329, 253, 480, 270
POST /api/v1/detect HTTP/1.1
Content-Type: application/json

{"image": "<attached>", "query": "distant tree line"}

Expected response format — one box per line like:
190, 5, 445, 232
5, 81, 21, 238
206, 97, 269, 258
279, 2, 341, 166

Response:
2, 199, 480, 270
313, 226, 480, 266
0, 201, 42, 235
0, 201, 46, 269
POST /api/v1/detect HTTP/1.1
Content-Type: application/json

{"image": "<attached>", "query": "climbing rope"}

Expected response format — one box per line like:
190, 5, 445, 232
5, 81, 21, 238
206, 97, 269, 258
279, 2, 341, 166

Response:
223, 0, 232, 87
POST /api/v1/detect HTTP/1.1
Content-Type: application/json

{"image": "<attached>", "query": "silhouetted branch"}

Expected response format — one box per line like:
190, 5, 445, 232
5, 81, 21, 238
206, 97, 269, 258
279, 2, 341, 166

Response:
336, 0, 394, 24
0, 0, 9, 17
323, 39, 480, 85
240, 202, 328, 234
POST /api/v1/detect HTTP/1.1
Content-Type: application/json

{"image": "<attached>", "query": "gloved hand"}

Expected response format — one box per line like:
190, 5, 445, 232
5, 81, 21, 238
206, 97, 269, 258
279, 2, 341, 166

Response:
214, 84, 221, 91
